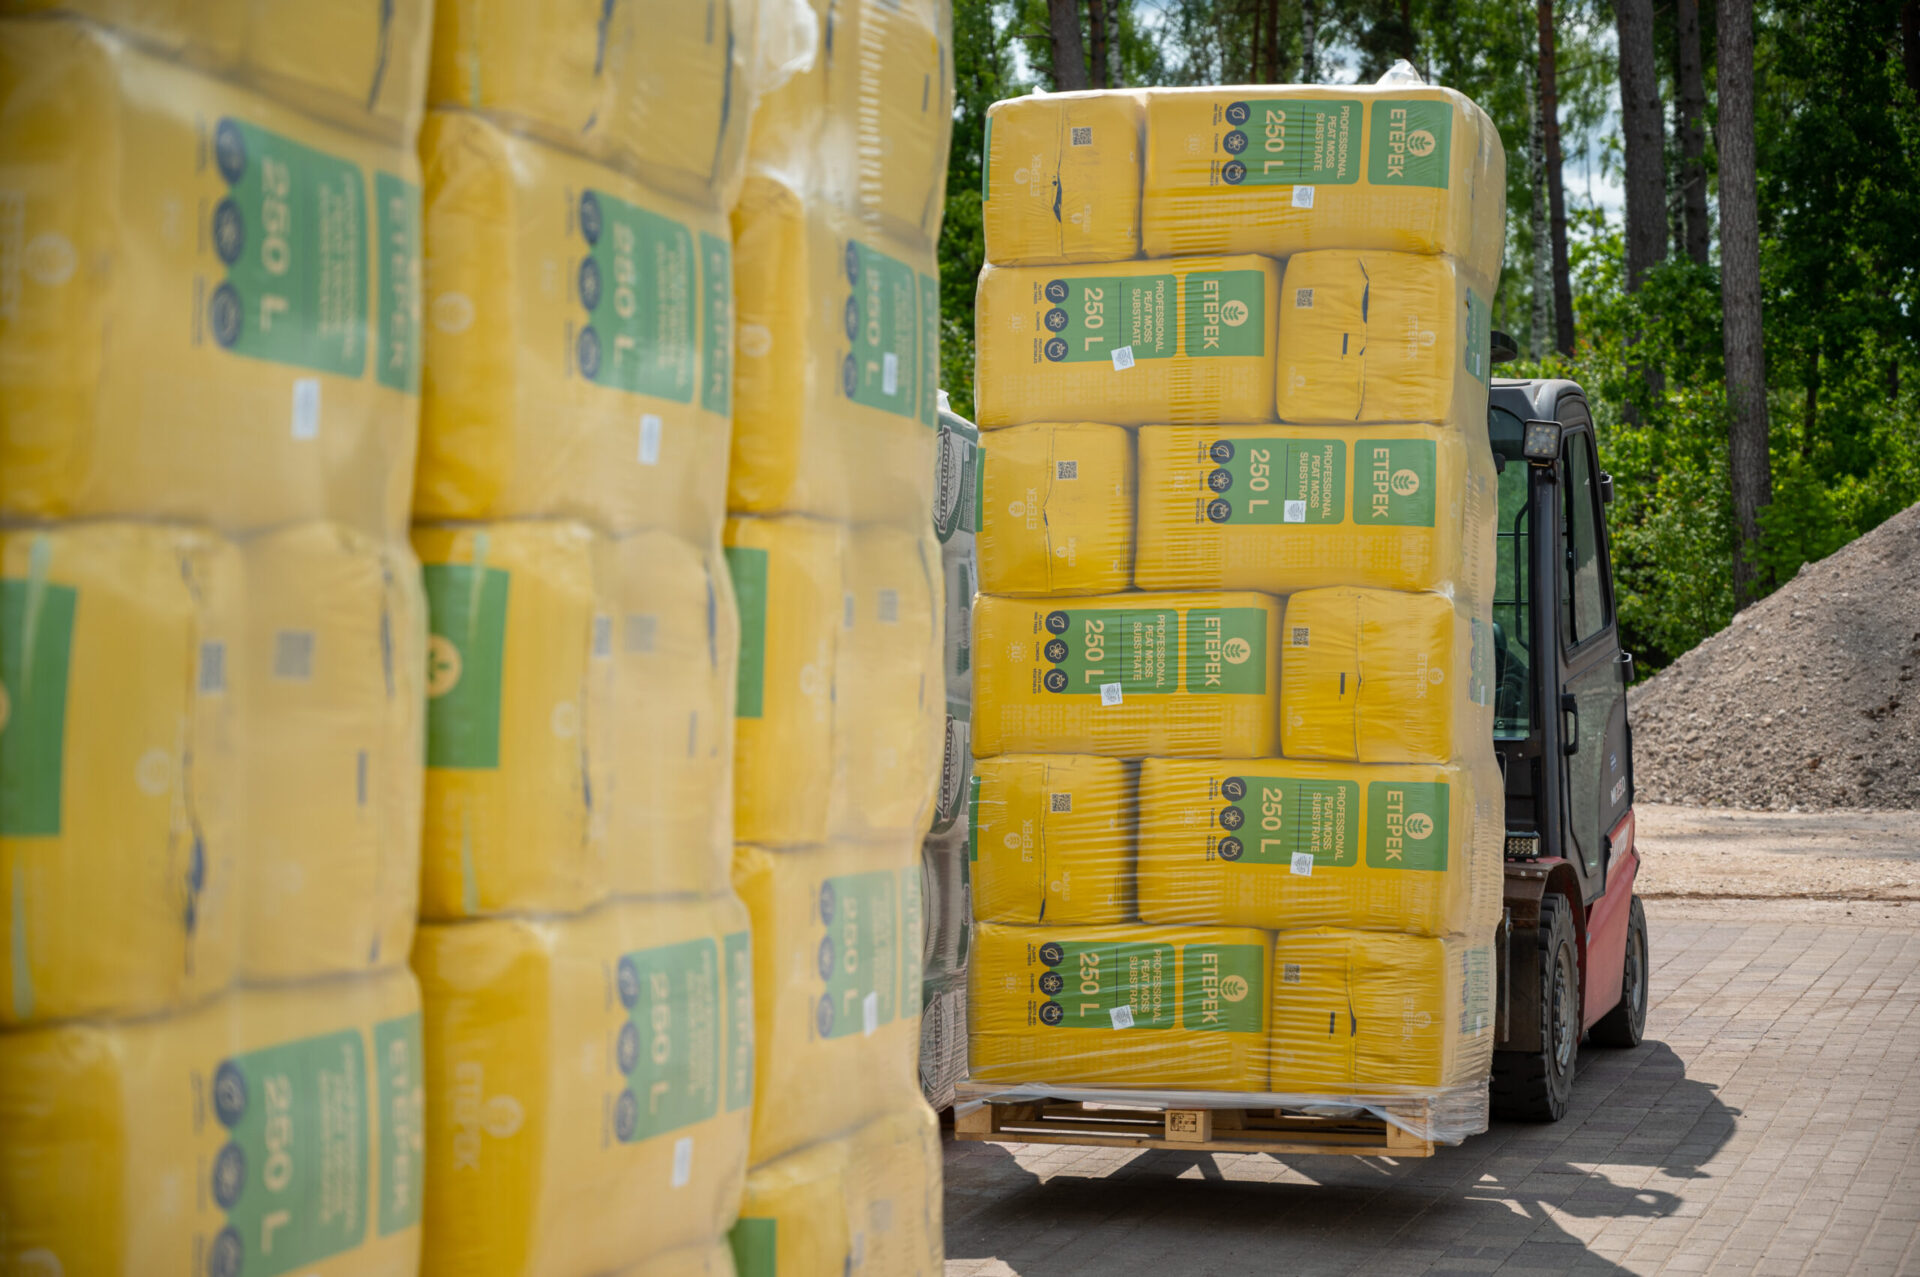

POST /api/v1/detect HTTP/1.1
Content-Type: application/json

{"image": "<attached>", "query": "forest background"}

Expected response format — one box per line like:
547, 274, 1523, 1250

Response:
936, 0, 1920, 674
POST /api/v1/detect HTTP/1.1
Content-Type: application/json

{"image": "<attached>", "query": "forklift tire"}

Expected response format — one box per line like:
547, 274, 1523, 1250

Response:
1588, 895, 1649, 1048
1490, 892, 1579, 1122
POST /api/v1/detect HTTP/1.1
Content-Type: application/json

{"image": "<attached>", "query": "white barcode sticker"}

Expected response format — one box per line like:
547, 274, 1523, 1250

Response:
1293, 185, 1316, 209
1294, 288, 1314, 308
592, 614, 612, 658
198, 640, 227, 694
273, 630, 315, 681
1291, 626, 1311, 647
638, 413, 663, 465
1109, 1004, 1134, 1030
291, 377, 321, 439
671, 1136, 693, 1188
625, 613, 658, 653
1110, 345, 1135, 371
1283, 963, 1303, 985
843, 592, 856, 629
862, 991, 880, 1036
1291, 851, 1315, 876
1284, 499, 1307, 523
876, 588, 900, 624
882, 351, 900, 395
1056, 459, 1078, 480
1071, 126, 1093, 146
1049, 792, 1072, 814
1099, 682, 1124, 706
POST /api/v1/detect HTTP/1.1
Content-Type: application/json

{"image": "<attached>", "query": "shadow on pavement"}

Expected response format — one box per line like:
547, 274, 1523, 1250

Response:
943, 1040, 1737, 1277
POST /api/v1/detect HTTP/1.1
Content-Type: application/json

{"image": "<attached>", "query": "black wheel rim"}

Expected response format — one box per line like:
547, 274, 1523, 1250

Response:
1552, 945, 1577, 1074
1626, 925, 1647, 1030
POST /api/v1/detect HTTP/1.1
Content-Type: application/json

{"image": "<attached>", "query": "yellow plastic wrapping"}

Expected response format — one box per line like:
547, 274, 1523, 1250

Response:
0, 969, 426, 1277
977, 422, 1136, 596
0, 19, 422, 537
412, 895, 753, 1277
971, 591, 1282, 758
623, 1242, 739, 1277
968, 755, 1133, 925
413, 521, 609, 920
1132, 423, 1497, 597
1276, 251, 1492, 426
1, 523, 242, 1027
729, 1103, 944, 1277
1141, 86, 1508, 286
1281, 587, 1492, 764
974, 255, 1280, 428
1136, 757, 1503, 937
731, 842, 925, 1165
982, 89, 1143, 266
826, 0, 953, 247
1268, 929, 1493, 1093
969, 922, 1271, 1091
239, 522, 426, 981
725, 516, 843, 849
415, 111, 733, 540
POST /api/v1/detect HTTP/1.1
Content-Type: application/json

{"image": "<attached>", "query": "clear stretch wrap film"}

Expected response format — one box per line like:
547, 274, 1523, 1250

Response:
966, 80, 1507, 1146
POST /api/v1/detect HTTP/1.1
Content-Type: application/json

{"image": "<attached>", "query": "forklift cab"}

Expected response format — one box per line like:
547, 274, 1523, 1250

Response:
1484, 375, 1649, 1121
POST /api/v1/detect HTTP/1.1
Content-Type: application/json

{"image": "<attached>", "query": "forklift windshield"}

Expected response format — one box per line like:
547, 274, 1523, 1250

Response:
1489, 406, 1532, 740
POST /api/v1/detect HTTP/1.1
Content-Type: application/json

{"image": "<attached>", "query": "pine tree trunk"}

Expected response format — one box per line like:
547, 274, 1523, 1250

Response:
1675, 0, 1711, 265
1719, 0, 1771, 609
1302, 0, 1319, 81
1088, 0, 1109, 89
1529, 79, 1554, 361
1266, 0, 1284, 85
1616, 0, 1668, 289
1538, 0, 1576, 355
1048, 0, 1089, 90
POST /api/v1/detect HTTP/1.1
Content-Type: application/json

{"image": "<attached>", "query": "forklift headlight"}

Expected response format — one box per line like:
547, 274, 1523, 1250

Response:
1522, 419, 1562, 465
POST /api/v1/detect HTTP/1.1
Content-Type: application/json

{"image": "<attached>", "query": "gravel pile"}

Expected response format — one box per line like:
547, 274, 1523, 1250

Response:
1629, 502, 1920, 810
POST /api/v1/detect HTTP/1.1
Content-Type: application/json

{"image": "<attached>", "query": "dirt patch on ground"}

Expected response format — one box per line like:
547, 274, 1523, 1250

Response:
1635, 802, 1920, 901
1628, 502, 1920, 810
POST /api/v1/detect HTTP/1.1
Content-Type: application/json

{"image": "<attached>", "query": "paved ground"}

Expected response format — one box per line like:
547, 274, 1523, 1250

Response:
942, 810, 1920, 1276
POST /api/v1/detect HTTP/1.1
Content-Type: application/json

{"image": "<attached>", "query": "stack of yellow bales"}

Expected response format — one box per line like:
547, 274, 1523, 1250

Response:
725, 2, 952, 1272
405, 3, 762, 1272
0, 7, 431, 1271
966, 79, 1507, 1141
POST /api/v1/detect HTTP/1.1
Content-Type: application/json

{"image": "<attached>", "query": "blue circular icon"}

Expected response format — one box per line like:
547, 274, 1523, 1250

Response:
1225, 101, 1251, 126
617, 956, 641, 1009
1207, 497, 1233, 523
817, 935, 836, 981
212, 1141, 246, 1209
1223, 129, 1249, 154
208, 283, 243, 348
578, 326, 602, 380
214, 119, 247, 184
815, 995, 835, 1037
207, 1226, 243, 1277
212, 199, 245, 265
818, 881, 837, 925
1044, 337, 1069, 362
578, 257, 601, 311
617, 1022, 640, 1074
1222, 160, 1248, 185
579, 191, 603, 245
614, 1090, 638, 1142
213, 1061, 247, 1127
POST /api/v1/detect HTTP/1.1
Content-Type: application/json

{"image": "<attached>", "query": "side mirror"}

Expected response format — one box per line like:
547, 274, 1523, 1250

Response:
1489, 330, 1520, 366
1600, 471, 1615, 505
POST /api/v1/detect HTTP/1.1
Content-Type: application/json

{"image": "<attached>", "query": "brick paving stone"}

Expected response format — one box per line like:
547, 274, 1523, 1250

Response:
942, 904, 1920, 1275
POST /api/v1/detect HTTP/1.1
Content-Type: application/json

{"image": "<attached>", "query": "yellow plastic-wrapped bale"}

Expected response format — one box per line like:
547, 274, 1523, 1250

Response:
240, 522, 426, 981
729, 1104, 944, 1277
971, 591, 1282, 759
824, 0, 954, 247
830, 528, 945, 842
729, 177, 940, 522
1276, 251, 1492, 427
605, 532, 736, 898
426, 0, 750, 204
1140, 86, 1508, 286
0, 969, 426, 1277
413, 522, 610, 919
978, 422, 1135, 597
413, 896, 754, 1277
1281, 587, 1493, 764
1, 524, 241, 1027
0, 20, 421, 536
969, 755, 1133, 925
983, 90, 1144, 266
1135, 757, 1503, 937
969, 922, 1270, 1091
731, 843, 925, 1165
1133, 423, 1497, 598
416, 112, 733, 539
1268, 929, 1494, 1095
725, 517, 842, 849
621, 1241, 738, 1277
974, 255, 1279, 428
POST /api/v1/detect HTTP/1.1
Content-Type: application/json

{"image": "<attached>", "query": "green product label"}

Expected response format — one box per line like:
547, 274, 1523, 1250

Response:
1216, 98, 1360, 187
1367, 99, 1453, 188
724, 547, 768, 720
1033, 939, 1175, 1030
576, 189, 696, 401
422, 563, 509, 770
1203, 437, 1345, 525
1469, 617, 1493, 707
1365, 780, 1451, 871
933, 418, 981, 542
1181, 270, 1265, 358
1464, 285, 1492, 384
841, 241, 923, 420
209, 1028, 370, 1276
815, 871, 899, 1040
1181, 944, 1266, 1033
700, 232, 733, 415
900, 866, 925, 1018
723, 930, 754, 1112
919, 271, 942, 426
967, 774, 982, 862
1216, 775, 1358, 867
207, 118, 368, 375
1040, 606, 1178, 696
731, 1218, 776, 1277
373, 1013, 424, 1237
1038, 273, 1176, 364
0, 578, 76, 837
372, 172, 421, 393
1182, 608, 1268, 695
614, 936, 723, 1143
1354, 438, 1438, 526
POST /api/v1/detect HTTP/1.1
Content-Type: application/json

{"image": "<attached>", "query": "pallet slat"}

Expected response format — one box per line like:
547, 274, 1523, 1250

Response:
954, 1100, 1435, 1157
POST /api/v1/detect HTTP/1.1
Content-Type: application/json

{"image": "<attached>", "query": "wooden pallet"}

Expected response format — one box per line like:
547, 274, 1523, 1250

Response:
954, 1099, 1434, 1157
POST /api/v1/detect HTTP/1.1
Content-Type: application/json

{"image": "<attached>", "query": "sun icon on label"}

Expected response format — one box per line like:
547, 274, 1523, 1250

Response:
1220, 974, 1250, 1003
426, 634, 462, 698
1406, 128, 1437, 158
1222, 637, 1252, 665
1405, 812, 1435, 840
